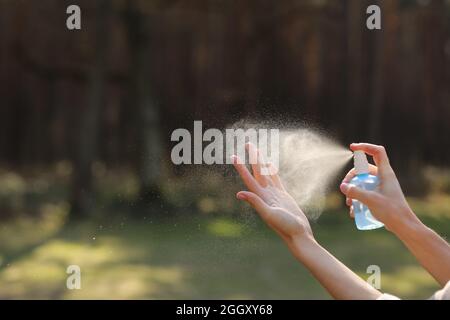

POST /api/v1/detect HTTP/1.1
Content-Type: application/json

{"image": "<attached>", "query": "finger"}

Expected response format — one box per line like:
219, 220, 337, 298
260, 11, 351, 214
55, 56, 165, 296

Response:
246, 142, 269, 187
346, 197, 352, 207
340, 182, 380, 207
349, 205, 355, 219
342, 165, 378, 184
350, 143, 393, 178
343, 168, 357, 184
237, 191, 270, 219
231, 155, 261, 192
267, 162, 285, 190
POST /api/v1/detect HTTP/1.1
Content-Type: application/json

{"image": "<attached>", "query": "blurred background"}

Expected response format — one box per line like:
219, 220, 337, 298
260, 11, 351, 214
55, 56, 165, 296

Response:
0, 0, 449, 299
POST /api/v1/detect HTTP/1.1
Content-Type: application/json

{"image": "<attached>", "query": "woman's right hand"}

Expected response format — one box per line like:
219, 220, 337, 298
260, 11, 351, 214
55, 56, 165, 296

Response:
341, 144, 450, 287
339, 143, 418, 234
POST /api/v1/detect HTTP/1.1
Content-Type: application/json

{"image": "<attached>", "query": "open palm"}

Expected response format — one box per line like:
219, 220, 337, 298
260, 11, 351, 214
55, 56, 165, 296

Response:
232, 143, 313, 241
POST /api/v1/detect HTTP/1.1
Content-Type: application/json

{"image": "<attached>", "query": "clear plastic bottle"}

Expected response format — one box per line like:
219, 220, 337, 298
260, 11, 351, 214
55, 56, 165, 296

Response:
350, 151, 384, 231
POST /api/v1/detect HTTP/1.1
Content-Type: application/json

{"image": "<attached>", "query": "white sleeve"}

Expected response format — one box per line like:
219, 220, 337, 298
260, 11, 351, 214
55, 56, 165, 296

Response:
429, 281, 450, 300
377, 280, 450, 300
377, 293, 401, 300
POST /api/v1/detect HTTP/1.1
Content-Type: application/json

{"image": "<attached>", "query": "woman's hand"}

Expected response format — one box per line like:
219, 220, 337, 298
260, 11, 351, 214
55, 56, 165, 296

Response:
233, 143, 384, 299
340, 143, 417, 233
341, 143, 450, 286
232, 143, 313, 244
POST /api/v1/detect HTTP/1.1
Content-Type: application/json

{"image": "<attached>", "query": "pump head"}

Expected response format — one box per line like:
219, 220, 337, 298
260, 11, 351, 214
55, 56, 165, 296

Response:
354, 150, 369, 174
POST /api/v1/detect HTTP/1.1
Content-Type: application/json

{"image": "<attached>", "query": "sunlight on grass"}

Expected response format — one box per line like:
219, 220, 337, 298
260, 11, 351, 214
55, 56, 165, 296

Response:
0, 261, 66, 299
0, 204, 67, 255
206, 218, 244, 238
0, 164, 448, 299
0, 171, 26, 196
0, 212, 445, 299
66, 265, 186, 299
95, 167, 140, 203
197, 197, 217, 214
381, 265, 438, 299
0, 236, 187, 299
408, 194, 450, 219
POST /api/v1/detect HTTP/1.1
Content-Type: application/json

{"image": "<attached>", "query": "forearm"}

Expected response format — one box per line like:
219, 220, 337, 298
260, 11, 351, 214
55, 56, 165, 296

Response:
287, 236, 382, 300
392, 212, 450, 286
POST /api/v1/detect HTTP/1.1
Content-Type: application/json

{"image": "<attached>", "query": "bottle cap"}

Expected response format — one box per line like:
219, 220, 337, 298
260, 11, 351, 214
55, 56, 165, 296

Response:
354, 150, 369, 174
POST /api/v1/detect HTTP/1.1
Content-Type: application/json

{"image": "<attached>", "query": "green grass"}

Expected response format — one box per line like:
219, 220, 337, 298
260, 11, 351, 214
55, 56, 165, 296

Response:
0, 165, 449, 299
0, 197, 448, 299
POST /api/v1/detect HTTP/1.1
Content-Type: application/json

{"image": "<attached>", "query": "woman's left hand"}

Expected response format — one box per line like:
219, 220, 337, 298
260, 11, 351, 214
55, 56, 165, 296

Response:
232, 143, 314, 244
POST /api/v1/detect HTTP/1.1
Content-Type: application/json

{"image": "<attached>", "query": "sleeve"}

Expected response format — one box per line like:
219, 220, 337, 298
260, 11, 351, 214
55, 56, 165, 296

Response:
376, 280, 450, 300
377, 293, 401, 300
429, 281, 450, 300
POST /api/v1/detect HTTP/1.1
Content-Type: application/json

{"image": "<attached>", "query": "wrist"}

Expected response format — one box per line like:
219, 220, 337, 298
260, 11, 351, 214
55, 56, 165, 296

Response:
288, 232, 320, 260
388, 206, 423, 238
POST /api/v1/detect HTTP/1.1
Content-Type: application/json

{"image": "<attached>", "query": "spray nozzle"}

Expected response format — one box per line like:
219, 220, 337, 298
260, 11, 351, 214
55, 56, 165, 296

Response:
354, 150, 369, 174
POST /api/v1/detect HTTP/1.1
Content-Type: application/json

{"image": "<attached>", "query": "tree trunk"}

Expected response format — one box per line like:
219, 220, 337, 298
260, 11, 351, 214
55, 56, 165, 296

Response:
71, 0, 110, 217
125, 2, 163, 208
345, 0, 364, 140
368, 0, 388, 143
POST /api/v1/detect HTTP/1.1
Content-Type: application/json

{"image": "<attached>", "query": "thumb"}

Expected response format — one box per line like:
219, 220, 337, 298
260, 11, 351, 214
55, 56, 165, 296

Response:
237, 191, 270, 218
340, 183, 378, 207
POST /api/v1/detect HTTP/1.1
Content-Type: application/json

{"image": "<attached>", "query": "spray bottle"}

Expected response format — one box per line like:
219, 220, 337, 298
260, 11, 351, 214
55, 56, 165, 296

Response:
350, 151, 384, 230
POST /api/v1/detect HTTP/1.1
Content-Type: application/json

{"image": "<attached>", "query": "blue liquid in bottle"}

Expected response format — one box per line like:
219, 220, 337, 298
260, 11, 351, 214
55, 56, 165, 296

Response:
350, 173, 384, 230
350, 151, 384, 231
